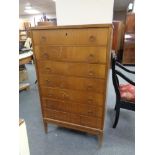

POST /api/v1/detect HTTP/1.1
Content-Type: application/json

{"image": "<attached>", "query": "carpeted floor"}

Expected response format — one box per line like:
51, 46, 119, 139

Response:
19, 64, 135, 155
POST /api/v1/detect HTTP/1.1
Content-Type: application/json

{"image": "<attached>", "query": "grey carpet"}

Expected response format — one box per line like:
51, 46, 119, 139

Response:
19, 64, 135, 155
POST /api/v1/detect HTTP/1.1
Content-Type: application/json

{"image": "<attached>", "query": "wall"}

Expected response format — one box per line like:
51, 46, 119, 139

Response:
56, 0, 114, 25
113, 10, 126, 21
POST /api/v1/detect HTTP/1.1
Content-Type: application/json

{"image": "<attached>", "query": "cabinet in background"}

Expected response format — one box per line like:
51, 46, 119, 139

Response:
122, 12, 135, 64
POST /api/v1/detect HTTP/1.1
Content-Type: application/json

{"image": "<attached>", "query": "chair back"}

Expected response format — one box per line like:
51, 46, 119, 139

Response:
111, 53, 121, 100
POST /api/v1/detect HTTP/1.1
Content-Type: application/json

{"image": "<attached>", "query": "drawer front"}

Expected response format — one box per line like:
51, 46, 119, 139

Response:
40, 87, 104, 106
34, 46, 107, 64
80, 115, 102, 129
37, 61, 106, 79
32, 28, 108, 45
39, 75, 105, 93
45, 109, 69, 122
44, 109, 102, 129
42, 98, 103, 118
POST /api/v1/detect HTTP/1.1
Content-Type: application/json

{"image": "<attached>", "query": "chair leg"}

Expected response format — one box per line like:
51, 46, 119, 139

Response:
113, 106, 120, 128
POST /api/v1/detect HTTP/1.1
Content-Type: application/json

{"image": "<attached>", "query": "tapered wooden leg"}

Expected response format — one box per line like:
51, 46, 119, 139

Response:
97, 132, 103, 148
43, 121, 48, 133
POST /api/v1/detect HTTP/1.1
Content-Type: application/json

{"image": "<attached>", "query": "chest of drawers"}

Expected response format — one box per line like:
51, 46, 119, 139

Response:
31, 24, 112, 144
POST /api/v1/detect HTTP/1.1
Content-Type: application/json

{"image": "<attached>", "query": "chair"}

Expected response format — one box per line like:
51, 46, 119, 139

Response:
111, 52, 135, 128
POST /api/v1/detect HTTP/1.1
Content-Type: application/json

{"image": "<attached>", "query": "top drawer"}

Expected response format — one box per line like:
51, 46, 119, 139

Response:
32, 28, 108, 45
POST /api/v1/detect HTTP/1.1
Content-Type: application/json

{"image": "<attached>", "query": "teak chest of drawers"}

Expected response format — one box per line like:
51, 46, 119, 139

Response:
31, 24, 112, 144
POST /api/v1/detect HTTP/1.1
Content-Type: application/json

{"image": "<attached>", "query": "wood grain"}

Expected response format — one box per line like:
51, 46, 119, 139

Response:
37, 60, 106, 79
34, 46, 107, 64
39, 74, 105, 93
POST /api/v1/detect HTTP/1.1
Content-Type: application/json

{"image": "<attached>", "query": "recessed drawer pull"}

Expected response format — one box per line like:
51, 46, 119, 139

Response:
87, 85, 93, 90
58, 51, 62, 58
43, 53, 49, 59
41, 36, 47, 41
89, 35, 96, 42
88, 54, 95, 62
89, 54, 94, 58
45, 80, 50, 85
61, 92, 69, 100
88, 71, 94, 76
48, 94, 52, 97
87, 98, 94, 104
87, 110, 94, 115
45, 67, 53, 73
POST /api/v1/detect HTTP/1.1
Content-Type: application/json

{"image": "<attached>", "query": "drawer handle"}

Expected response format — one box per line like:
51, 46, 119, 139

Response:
87, 84, 93, 90
58, 51, 62, 58
88, 70, 94, 76
87, 110, 93, 114
48, 94, 52, 97
89, 35, 96, 42
43, 53, 49, 59
41, 36, 47, 41
45, 80, 50, 85
45, 67, 53, 73
88, 54, 95, 62
87, 98, 94, 104
89, 54, 94, 58
62, 92, 69, 100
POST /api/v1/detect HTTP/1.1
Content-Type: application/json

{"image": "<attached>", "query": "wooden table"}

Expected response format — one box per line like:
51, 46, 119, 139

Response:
19, 51, 33, 91
19, 51, 33, 65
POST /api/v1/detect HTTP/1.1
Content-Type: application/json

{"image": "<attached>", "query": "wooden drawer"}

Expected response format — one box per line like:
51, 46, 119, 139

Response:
44, 109, 102, 129
34, 46, 107, 64
45, 109, 69, 122
37, 61, 106, 79
40, 87, 104, 106
42, 98, 103, 118
80, 115, 102, 129
32, 28, 108, 45
39, 75, 105, 93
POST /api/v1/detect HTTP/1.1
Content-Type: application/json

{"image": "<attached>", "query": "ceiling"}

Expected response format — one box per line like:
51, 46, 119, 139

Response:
19, 0, 56, 16
19, 0, 133, 16
114, 0, 133, 11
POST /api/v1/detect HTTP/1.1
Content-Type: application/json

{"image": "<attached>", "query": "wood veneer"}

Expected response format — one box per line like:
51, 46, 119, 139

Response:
31, 24, 112, 144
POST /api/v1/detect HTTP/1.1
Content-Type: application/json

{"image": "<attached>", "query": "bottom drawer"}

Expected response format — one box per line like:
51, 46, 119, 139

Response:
42, 98, 103, 118
44, 109, 102, 129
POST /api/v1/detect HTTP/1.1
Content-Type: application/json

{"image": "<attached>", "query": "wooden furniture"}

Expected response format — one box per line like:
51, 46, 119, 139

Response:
37, 21, 56, 26
19, 51, 33, 91
122, 13, 135, 65
19, 30, 27, 42
111, 52, 135, 128
122, 34, 135, 64
31, 24, 112, 144
112, 21, 125, 61
125, 13, 135, 33
19, 22, 31, 42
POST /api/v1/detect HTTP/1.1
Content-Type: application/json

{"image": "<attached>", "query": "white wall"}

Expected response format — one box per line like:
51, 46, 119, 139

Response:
56, 0, 114, 26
